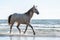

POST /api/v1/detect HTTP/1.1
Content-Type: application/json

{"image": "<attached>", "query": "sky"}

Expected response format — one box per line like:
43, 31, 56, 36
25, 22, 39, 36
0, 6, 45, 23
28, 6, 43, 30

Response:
0, 0, 60, 19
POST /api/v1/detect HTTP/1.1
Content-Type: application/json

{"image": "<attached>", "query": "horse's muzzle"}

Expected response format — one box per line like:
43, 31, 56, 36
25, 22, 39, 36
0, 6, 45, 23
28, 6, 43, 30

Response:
36, 11, 39, 15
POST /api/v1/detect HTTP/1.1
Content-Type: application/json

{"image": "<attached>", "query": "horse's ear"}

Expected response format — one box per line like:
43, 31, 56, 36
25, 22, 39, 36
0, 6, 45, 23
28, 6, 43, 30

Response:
33, 5, 35, 7
36, 6, 37, 7
33, 5, 37, 8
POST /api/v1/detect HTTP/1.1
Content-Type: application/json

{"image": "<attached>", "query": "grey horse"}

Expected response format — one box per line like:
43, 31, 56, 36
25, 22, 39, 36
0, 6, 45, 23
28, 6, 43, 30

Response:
8, 5, 39, 35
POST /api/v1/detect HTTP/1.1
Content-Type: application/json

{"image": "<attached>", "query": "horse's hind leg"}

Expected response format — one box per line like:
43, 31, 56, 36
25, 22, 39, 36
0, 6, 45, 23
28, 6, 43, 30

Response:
28, 24, 35, 35
10, 24, 13, 34
24, 24, 28, 34
16, 24, 21, 33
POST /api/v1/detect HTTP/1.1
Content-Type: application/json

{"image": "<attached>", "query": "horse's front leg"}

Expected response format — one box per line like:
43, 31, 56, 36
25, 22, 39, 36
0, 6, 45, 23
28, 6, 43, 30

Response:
24, 24, 28, 34
28, 24, 35, 35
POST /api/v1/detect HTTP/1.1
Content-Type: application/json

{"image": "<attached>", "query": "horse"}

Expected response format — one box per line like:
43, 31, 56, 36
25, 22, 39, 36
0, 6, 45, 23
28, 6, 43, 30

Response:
8, 5, 39, 35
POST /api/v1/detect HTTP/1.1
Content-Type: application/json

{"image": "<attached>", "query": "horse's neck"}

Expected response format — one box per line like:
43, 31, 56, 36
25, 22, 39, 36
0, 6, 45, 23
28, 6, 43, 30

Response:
25, 8, 34, 19
25, 11, 33, 18
25, 11, 34, 19
29, 12, 34, 18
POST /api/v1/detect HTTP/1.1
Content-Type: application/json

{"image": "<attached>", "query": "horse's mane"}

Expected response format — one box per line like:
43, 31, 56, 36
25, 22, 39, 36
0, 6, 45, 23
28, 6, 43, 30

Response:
25, 7, 33, 15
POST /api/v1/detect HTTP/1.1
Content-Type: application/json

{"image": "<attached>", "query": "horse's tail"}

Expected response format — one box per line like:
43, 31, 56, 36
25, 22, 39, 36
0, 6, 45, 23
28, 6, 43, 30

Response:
8, 15, 12, 25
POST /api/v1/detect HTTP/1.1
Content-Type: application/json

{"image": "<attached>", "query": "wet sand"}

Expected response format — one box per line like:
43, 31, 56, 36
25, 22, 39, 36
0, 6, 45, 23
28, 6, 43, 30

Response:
0, 28, 60, 37
0, 28, 60, 40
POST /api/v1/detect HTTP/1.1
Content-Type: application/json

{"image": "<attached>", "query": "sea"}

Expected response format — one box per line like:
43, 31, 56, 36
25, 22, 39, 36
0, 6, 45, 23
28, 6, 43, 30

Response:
0, 19, 60, 25
0, 19, 60, 40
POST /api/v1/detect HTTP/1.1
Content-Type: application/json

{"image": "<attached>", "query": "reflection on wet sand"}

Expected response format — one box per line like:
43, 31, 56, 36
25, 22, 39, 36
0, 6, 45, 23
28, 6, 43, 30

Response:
9, 36, 60, 40
9, 36, 35, 40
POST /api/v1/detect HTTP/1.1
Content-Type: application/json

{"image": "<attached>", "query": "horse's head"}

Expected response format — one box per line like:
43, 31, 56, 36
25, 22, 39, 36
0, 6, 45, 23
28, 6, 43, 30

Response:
25, 5, 39, 18
32, 5, 39, 15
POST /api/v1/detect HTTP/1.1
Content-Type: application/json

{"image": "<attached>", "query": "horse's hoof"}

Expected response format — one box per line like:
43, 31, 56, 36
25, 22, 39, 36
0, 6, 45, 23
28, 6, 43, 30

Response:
19, 31, 21, 34
33, 32, 35, 35
24, 32, 25, 34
